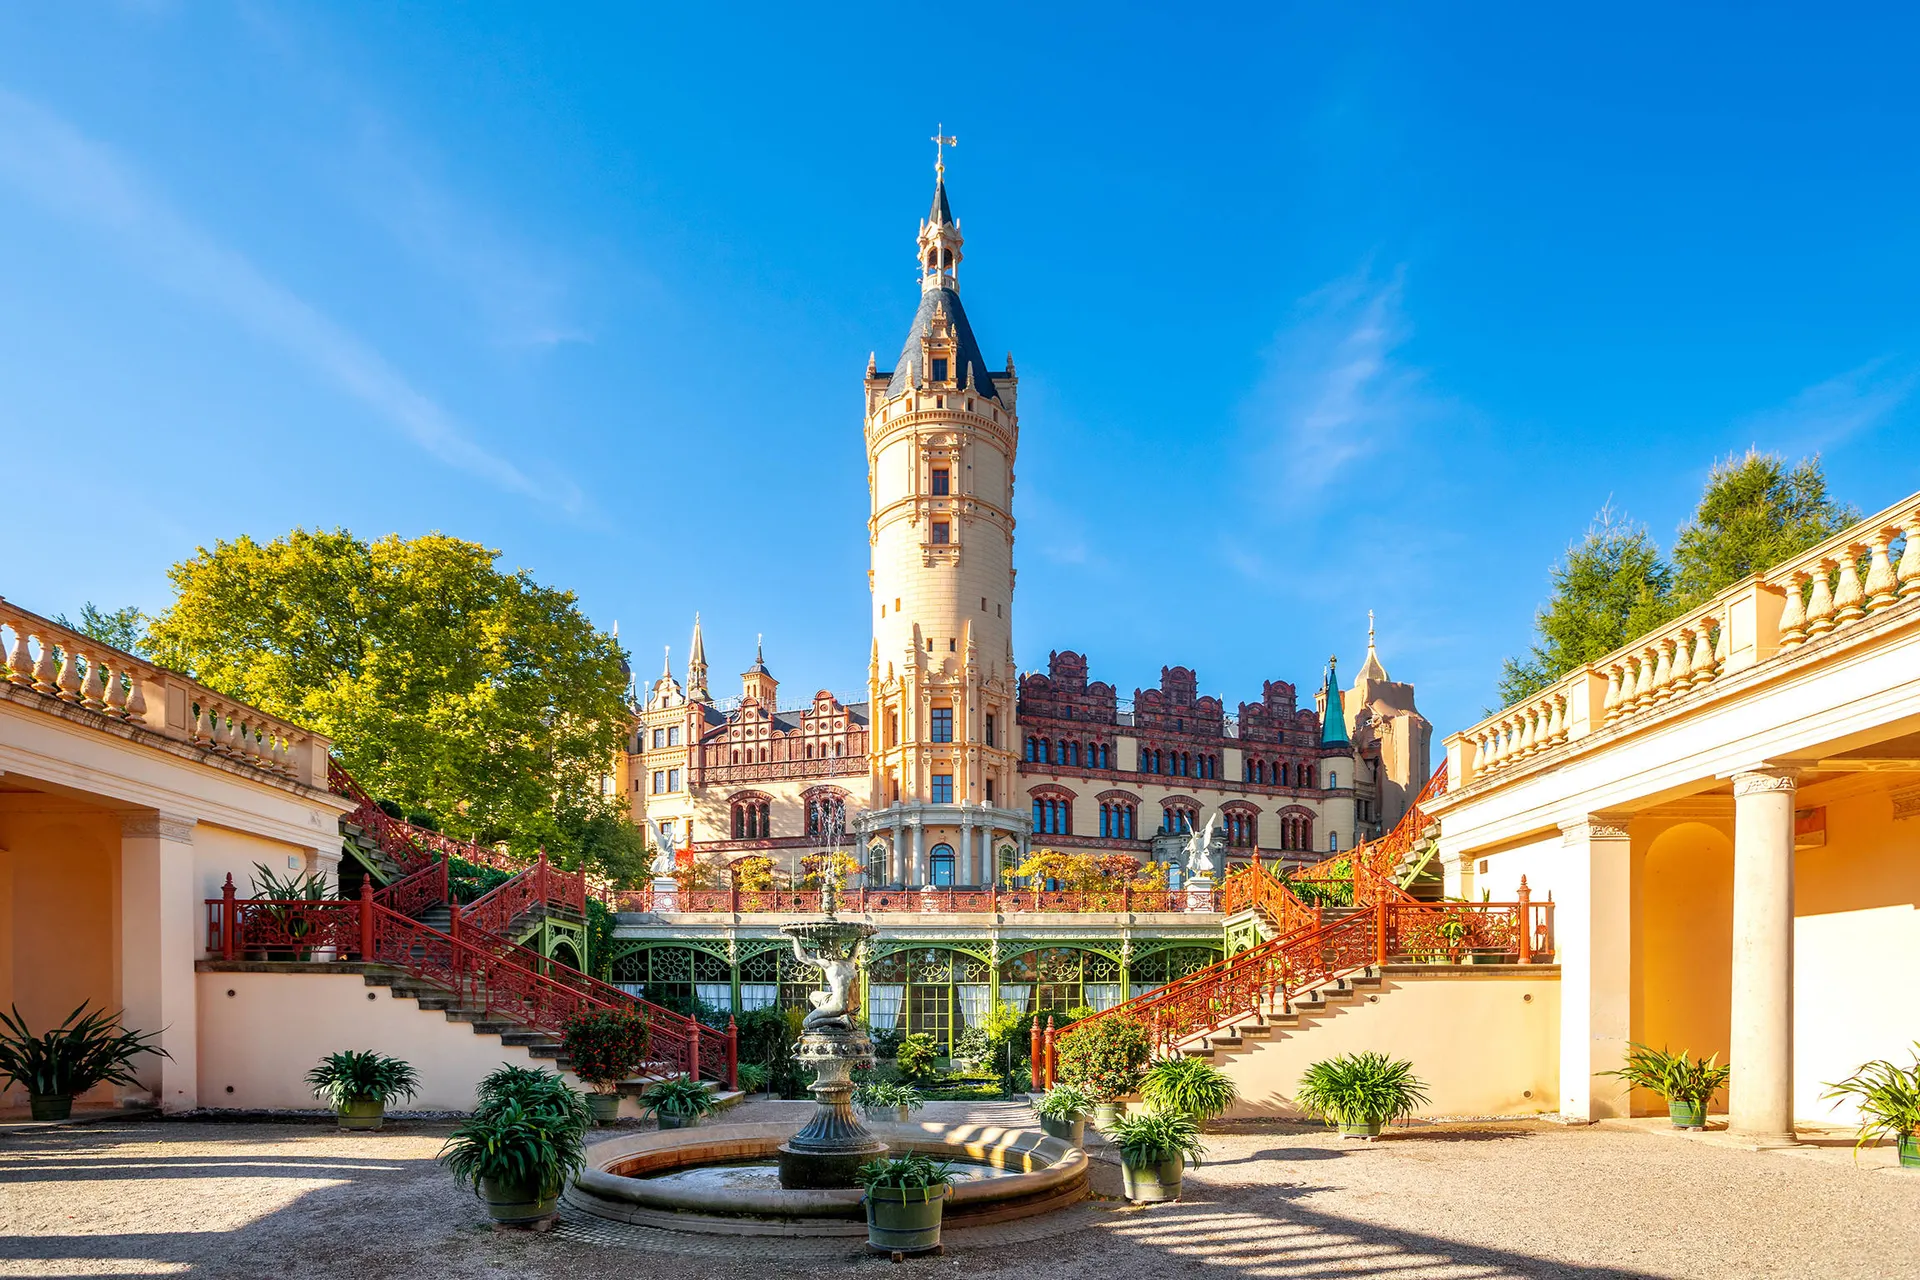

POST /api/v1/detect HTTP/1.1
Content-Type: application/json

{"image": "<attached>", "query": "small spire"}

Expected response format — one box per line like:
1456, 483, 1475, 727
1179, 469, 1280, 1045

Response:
661, 645, 671, 678
757, 633, 764, 664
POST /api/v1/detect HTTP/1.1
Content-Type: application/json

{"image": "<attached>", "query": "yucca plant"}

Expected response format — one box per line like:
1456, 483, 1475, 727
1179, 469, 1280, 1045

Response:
1823, 1045, 1920, 1166
1601, 1043, 1729, 1127
0, 1002, 168, 1120
1296, 1051, 1430, 1136
438, 1097, 587, 1218
1139, 1057, 1239, 1123
247, 863, 332, 958
306, 1050, 419, 1108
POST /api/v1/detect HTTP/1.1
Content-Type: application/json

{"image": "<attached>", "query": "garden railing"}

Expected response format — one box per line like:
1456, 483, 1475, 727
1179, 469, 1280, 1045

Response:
611, 881, 1214, 914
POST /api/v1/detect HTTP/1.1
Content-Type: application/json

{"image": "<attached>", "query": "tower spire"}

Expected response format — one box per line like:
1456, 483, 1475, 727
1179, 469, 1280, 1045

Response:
919, 127, 963, 291
1320, 656, 1352, 747
686, 613, 710, 703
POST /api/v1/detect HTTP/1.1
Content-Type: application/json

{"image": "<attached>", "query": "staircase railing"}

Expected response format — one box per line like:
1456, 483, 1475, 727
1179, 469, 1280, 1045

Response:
1217, 857, 1320, 936
205, 877, 736, 1087
463, 851, 587, 939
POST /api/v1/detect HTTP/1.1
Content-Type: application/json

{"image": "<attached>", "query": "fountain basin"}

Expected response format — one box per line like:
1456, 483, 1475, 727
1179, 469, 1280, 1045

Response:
564, 1120, 1089, 1236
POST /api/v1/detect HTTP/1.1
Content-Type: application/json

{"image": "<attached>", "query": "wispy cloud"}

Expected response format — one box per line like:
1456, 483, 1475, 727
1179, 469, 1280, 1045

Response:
1737, 357, 1916, 454
0, 87, 581, 512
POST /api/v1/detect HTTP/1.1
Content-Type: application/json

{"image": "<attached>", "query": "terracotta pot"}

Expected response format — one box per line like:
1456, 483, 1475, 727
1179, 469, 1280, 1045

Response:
479, 1176, 559, 1225
337, 1098, 386, 1131
1039, 1112, 1086, 1147
1121, 1155, 1184, 1202
29, 1093, 73, 1122
587, 1092, 622, 1126
865, 1183, 949, 1255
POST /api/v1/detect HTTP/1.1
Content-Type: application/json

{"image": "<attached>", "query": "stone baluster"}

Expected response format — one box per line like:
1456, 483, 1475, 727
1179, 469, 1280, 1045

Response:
1777, 572, 1809, 648
30, 630, 58, 693
1804, 559, 1837, 637
55, 641, 85, 703
1602, 664, 1624, 721
1651, 639, 1676, 703
80, 649, 108, 711
1518, 707, 1538, 756
1631, 649, 1657, 712
1547, 694, 1567, 745
1669, 629, 1694, 692
1898, 515, 1920, 600
1689, 618, 1717, 687
5, 624, 33, 687
1864, 529, 1899, 611
1832, 545, 1866, 627
125, 673, 148, 723
104, 658, 130, 718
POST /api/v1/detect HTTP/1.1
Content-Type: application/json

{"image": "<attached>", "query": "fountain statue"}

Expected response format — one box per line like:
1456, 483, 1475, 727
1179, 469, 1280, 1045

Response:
776, 876, 887, 1189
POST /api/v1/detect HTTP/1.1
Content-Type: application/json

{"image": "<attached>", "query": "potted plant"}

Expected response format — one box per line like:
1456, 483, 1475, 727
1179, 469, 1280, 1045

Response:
247, 863, 331, 961
1297, 1051, 1431, 1138
475, 1063, 596, 1131
1109, 1107, 1206, 1202
894, 1032, 940, 1086
304, 1050, 419, 1130
1056, 1016, 1150, 1129
639, 1076, 718, 1129
439, 1097, 587, 1225
1602, 1044, 1729, 1129
1034, 1082, 1096, 1147
1139, 1057, 1239, 1126
856, 1149, 955, 1257
736, 1063, 770, 1097
0, 1002, 168, 1121
1823, 1045, 1920, 1167
560, 1007, 650, 1125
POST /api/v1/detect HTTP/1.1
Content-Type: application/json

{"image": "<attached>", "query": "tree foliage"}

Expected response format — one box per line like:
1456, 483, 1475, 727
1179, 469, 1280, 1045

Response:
145, 529, 638, 877
1498, 452, 1855, 707
55, 603, 149, 656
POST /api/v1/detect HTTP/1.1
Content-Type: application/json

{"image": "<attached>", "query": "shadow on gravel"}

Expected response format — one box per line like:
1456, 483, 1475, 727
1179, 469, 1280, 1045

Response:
1204, 1146, 1347, 1164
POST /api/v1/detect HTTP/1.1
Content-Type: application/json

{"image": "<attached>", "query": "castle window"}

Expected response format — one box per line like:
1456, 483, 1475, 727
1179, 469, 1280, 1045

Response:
985, 778, 996, 803
1329, 832, 1339, 852
949, 638, 956, 652
731, 797, 770, 839
932, 522, 950, 545
930, 707, 953, 743
931, 773, 954, 804
984, 713, 996, 747
668, 726, 680, 746
1099, 801, 1137, 839
652, 728, 667, 749
652, 770, 666, 794
932, 468, 950, 495
1329, 770, 1339, 789
668, 768, 681, 791
929, 844, 955, 886
1026, 736, 1038, 762
932, 358, 948, 382
888, 713, 899, 748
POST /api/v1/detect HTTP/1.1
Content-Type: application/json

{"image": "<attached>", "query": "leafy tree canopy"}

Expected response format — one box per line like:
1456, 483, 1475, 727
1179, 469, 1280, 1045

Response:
145, 529, 646, 881
1498, 452, 1855, 708
56, 603, 149, 656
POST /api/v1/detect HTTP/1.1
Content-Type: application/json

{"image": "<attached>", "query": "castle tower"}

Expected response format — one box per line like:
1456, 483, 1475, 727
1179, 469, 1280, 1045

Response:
741, 635, 777, 707
860, 138, 1023, 887
686, 613, 710, 704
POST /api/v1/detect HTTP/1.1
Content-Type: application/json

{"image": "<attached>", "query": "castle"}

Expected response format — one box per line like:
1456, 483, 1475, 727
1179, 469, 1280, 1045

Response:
620, 153, 1432, 886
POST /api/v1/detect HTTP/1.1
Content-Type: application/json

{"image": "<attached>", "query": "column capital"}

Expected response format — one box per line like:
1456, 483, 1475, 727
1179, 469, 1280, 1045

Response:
121, 812, 198, 844
1731, 767, 1801, 797
1559, 815, 1630, 845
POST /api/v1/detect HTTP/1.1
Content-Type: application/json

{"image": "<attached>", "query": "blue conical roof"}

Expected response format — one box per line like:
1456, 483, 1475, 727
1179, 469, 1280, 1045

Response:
1320, 658, 1351, 747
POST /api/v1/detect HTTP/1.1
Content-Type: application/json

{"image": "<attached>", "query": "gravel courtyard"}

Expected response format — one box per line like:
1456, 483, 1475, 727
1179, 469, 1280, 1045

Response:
5, 1101, 1918, 1279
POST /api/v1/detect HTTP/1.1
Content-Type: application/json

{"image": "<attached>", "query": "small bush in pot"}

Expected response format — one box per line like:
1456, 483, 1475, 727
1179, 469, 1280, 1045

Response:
1602, 1044, 1729, 1129
560, 1007, 650, 1125
0, 1002, 168, 1121
1297, 1051, 1430, 1138
855, 1149, 955, 1256
1034, 1082, 1096, 1147
1139, 1057, 1239, 1125
438, 1097, 587, 1225
854, 1079, 924, 1123
1056, 1016, 1150, 1128
1109, 1107, 1205, 1202
305, 1050, 419, 1131
640, 1076, 717, 1129
1823, 1044, 1920, 1167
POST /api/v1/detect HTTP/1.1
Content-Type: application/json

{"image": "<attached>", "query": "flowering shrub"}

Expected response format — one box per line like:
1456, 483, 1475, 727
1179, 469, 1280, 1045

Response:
730, 855, 775, 893
1056, 1016, 1150, 1101
559, 1008, 651, 1092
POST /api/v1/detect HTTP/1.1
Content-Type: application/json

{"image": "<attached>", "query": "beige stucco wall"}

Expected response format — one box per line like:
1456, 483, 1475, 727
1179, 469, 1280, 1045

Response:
1218, 968, 1561, 1120
197, 969, 593, 1112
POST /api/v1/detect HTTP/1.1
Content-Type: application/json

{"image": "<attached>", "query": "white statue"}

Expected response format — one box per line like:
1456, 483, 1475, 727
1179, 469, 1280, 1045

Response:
789, 935, 859, 1030
1183, 811, 1218, 880
644, 816, 678, 878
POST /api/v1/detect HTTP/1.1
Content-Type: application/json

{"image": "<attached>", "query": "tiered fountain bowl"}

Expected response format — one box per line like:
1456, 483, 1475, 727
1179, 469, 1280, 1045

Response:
773, 917, 888, 1188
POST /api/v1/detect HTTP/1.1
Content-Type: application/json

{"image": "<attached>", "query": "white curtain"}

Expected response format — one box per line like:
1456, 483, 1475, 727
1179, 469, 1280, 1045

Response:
695, 983, 734, 1012
737, 983, 777, 1012
616, 982, 646, 998
1084, 983, 1123, 1012
955, 984, 991, 1027
1129, 982, 1162, 1000
998, 983, 1032, 1013
867, 984, 906, 1031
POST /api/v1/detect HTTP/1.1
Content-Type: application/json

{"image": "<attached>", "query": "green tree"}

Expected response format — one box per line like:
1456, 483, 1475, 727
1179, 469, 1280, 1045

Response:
1496, 506, 1674, 707
146, 529, 640, 877
54, 603, 149, 656
1670, 450, 1858, 609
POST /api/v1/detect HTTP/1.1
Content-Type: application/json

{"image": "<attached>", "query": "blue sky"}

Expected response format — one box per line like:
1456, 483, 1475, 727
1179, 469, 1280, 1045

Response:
2, 4, 1916, 744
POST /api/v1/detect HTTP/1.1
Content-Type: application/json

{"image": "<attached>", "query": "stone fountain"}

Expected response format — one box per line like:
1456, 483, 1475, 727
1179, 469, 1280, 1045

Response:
775, 880, 886, 1189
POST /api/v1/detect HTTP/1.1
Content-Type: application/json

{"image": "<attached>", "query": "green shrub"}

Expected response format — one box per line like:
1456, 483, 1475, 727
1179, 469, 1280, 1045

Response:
1297, 1052, 1430, 1127
640, 1076, 718, 1120
1824, 1044, 1920, 1155
895, 1033, 939, 1085
305, 1050, 419, 1109
868, 1025, 906, 1059
1602, 1043, 1731, 1107
475, 1064, 593, 1134
951, 1024, 991, 1062
736, 1063, 769, 1093
560, 1008, 651, 1092
438, 1097, 586, 1196
853, 1081, 924, 1110
1108, 1107, 1206, 1168
1139, 1057, 1238, 1122
1035, 1083, 1096, 1120
733, 1007, 806, 1098
0, 1002, 168, 1099
1056, 1018, 1150, 1102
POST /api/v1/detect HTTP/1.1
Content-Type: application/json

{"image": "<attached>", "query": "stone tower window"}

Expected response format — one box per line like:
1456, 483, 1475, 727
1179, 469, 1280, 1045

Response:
932, 468, 950, 495
932, 521, 950, 544
932, 358, 948, 382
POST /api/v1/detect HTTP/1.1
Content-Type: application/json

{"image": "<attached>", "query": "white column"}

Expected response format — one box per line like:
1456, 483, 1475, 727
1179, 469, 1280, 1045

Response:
889, 814, 905, 885
910, 821, 925, 887
959, 813, 974, 886
120, 813, 200, 1113
1730, 768, 1799, 1144
1556, 816, 1634, 1121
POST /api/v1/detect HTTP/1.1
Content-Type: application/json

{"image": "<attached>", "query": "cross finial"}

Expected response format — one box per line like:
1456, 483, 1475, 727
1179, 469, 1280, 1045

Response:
1368, 609, 1375, 645
931, 124, 957, 177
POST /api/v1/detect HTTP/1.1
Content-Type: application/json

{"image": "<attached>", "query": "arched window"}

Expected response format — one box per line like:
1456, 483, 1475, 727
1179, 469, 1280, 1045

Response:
867, 841, 888, 884
1026, 737, 1037, 762
1329, 832, 1339, 853
1328, 770, 1339, 789
929, 844, 955, 886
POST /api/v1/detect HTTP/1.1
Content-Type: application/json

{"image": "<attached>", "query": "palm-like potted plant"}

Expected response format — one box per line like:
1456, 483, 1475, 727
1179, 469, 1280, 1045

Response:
475, 1063, 596, 1130
0, 1002, 168, 1121
560, 1008, 650, 1125
1034, 1082, 1096, 1147
1823, 1045, 1920, 1167
639, 1076, 718, 1129
1108, 1107, 1206, 1202
1056, 1017, 1151, 1129
1297, 1051, 1430, 1138
248, 863, 331, 960
854, 1080, 924, 1123
1602, 1044, 1729, 1128
305, 1050, 419, 1130
1139, 1057, 1239, 1126
439, 1097, 588, 1225
856, 1150, 955, 1257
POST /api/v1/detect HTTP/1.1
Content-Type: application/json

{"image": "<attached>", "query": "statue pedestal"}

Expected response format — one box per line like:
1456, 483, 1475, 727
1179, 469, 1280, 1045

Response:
1185, 874, 1216, 913
777, 1029, 885, 1188
650, 876, 680, 913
